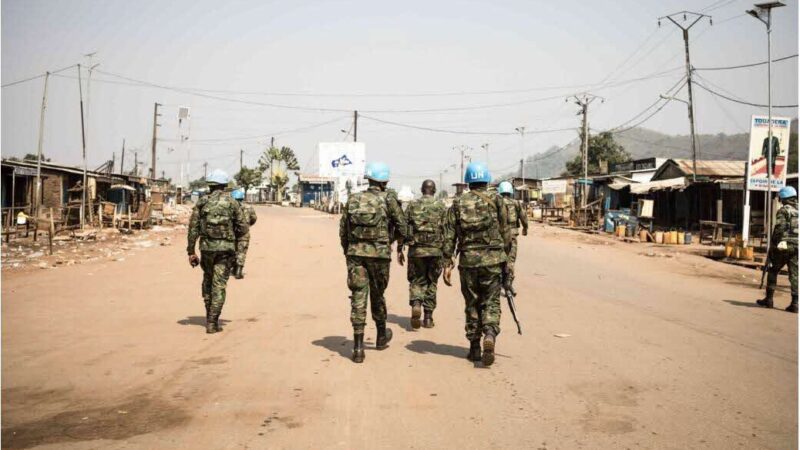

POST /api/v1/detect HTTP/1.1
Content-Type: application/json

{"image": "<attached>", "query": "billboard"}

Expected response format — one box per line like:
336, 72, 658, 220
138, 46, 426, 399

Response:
746, 115, 791, 191
541, 179, 567, 194
317, 142, 366, 179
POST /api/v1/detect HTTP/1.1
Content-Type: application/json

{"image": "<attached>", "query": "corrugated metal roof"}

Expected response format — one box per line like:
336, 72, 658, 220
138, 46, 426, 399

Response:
671, 159, 746, 177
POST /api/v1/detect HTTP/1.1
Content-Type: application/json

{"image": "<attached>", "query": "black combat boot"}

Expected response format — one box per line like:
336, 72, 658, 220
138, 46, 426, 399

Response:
467, 340, 482, 362
206, 314, 217, 334
786, 294, 798, 313
233, 265, 244, 279
482, 331, 496, 367
410, 301, 422, 329
215, 314, 224, 332
757, 289, 775, 308
423, 310, 434, 328
352, 333, 365, 363
376, 322, 393, 349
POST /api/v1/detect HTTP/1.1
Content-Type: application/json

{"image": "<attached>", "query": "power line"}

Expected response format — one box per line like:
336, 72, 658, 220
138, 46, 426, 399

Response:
359, 114, 575, 136
695, 53, 797, 71
1, 63, 78, 88
693, 80, 798, 108
160, 115, 349, 143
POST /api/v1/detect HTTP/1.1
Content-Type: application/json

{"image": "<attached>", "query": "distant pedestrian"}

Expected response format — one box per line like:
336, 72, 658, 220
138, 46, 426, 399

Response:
757, 186, 798, 313
187, 170, 249, 333
231, 188, 257, 279
399, 179, 447, 329
498, 181, 528, 296
339, 162, 408, 363
443, 162, 510, 367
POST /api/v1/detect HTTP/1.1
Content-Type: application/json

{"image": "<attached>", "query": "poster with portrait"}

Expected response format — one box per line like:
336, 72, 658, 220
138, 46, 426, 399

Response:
746, 115, 791, 191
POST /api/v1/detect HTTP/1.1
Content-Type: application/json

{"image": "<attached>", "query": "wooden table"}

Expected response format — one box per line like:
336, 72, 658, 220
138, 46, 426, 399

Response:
698, 220, 736, 245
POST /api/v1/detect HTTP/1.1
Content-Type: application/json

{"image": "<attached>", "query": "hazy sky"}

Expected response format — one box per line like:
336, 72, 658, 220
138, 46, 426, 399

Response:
2, 0, 798, 189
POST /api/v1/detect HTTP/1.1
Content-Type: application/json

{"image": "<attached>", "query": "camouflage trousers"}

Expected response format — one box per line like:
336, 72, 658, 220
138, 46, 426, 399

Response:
459, 264, 502, 341
506, 236, 519, 285
346, 256, 390, 334
407, 256, 443, 311
768, 247, 798, 295
236, 237, 250, 268
201, 251, 235, 316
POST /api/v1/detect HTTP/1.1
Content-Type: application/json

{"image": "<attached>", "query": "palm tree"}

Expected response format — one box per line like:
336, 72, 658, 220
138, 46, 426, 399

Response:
259, 146, 299, 201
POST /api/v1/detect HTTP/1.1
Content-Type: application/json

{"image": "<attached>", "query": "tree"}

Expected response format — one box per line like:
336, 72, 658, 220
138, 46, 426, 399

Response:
565, 131, 630, 176
23, 153, 50, 162
188, 177, 207, 190
259, 145, 300, 200
234, 166, 263, 193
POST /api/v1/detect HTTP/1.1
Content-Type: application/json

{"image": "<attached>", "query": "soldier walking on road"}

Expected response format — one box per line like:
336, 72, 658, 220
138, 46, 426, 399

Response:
443, 162, 510, 367
498, 181, 528, 296
187, 170, 250, 334
231, 188, 258, 279
339, 162, 408, 363
757, 186, 798, 313
398, 179, 447, 329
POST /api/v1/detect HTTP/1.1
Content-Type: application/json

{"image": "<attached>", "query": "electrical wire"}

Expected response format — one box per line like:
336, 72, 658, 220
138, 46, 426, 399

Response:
159, 115, 349, 143
359, 114, 575, 136
695, 54, 797, 71
693, 81, 798, 108
1, 63, 78, 88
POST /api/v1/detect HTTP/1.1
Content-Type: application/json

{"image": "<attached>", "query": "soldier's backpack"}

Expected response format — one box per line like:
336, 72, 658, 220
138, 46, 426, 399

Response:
408, 198, 444, 246
455, 190, 502, 247
347, 190, 390, 242
504, 198, 519, 226
200, 194, 235, 240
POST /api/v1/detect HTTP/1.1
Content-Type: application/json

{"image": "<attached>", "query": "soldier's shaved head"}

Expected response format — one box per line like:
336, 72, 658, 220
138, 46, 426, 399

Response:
421, 179, 436, 196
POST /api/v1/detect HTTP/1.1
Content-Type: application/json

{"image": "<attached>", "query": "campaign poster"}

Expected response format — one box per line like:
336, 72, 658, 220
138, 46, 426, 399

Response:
747, 115, 791, 191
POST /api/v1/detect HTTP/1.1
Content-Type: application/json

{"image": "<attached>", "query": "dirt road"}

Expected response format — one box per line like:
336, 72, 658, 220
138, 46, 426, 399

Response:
2, 206, 796, 449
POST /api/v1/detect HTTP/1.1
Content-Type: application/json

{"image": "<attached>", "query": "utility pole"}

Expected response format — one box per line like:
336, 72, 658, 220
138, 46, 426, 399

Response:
111, 152, 116, 174
203, 162, 208, 179
353, 111, 358, 142
134, 152, 138, 176
34, 71, 50, 217
84, 52, 99, 180
76, 65, 88, 229
515, 127, 525, 199
570, 93, 603, 213
240, 148, 244, 171
150, 102, 162, 179
120, 139, 126, 174
659, 11, 712, 183
746, 1, 785, 250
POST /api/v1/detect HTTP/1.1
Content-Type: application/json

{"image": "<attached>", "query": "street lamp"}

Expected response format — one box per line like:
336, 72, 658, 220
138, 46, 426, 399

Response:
746, 1, 784, 250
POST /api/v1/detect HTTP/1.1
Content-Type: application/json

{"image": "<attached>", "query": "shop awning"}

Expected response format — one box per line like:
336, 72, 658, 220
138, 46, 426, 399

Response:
630, 177, 686, 194
109, 184, 136, 191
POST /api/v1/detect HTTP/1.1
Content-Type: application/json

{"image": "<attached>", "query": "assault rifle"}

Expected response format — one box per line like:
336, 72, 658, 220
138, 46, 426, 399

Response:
502, 266, 522, 335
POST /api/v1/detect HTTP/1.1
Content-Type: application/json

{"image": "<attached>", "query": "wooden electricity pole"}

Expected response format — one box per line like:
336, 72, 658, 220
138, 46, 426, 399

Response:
150, 102, 162, 179
353, 110, 359, 142
77, 64, 88, 229
34, 71, 50, 216
120, 139, 126, 174
570, 93, 602, 214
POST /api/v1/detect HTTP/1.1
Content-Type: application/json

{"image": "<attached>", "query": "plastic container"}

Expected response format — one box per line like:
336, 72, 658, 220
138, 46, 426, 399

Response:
670, 230, 679, 245
677, 231, 685, 245
639, 229, 648, 242
616, 225, 626, 237
684, 232, 692, 245
655, 231, 664, 244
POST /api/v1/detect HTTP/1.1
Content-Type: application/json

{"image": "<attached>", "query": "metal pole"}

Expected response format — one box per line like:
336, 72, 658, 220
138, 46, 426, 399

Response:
582, 102, 589, 210
151, 102, 161, 179
120, 139, 126, 174
765, 7, 774, 252
34, 71, 50, 217
77, 65, 88, 229
353, 111, 358, 142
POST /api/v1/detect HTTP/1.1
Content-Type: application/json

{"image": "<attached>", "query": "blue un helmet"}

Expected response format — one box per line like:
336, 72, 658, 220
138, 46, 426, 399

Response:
498, 181, 514, 196
779, 186, 797, 199
365, 162, 390, 182
231, 188, 245, 200
464, 161, 491, 184
206, 169, 230, 186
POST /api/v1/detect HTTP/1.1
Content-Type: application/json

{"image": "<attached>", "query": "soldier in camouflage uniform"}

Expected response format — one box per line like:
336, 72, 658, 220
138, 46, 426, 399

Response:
231, 188, 258, 279
398, 179, 447, 329
339, 162, 408, 363
443, 162, 510, 367
187, 170, 250, 334
498, 181, 528, 296
757, 186, 798, 313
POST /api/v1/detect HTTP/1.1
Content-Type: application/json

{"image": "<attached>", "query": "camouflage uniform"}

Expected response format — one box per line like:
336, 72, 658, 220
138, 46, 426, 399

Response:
236, 203, 258, 269
768, 198, 798, 298
187, 190, 249, 318
444, 186, 509, 341
339, 187, 407, 334
402, 194, 447, 312
501, 196, 528, 286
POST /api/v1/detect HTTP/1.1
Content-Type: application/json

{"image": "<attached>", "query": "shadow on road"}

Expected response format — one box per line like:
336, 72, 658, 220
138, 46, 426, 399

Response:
386, 313, 414, 332
723, 300, 765, 309
405, 340, 468, 359
176, 316, 231, 327
311, 336, 351, 359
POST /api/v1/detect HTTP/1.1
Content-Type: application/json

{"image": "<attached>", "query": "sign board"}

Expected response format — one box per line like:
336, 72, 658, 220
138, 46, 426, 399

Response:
541, 179, 567, 194
13, 166, 38, 177
317, 142, 366, 179
746, 115, 791, 191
